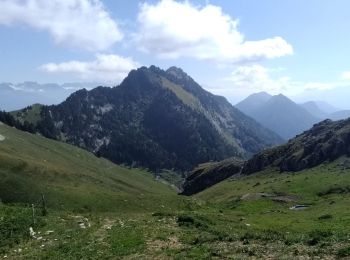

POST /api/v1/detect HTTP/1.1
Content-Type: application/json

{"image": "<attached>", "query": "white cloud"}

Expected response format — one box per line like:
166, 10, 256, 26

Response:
135, 0, 293, 63
39, 54, 140, 83
214, 65, 350, 105
304, 82, 334, 91
0, 0, 122, 51
223, 65, 295, 93
341, 71, 350, 80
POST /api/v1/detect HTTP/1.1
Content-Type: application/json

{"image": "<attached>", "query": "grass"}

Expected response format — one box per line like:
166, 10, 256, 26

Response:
0, 123, 185, 212
11, 104, 43, 124
1, 123, 350, 258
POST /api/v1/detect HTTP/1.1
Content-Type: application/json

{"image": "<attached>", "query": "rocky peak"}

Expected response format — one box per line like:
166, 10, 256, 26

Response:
166, 66, 190, 81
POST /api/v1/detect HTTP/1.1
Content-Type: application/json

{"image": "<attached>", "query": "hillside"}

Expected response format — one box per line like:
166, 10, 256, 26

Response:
14, 66, 282, 171
192, 158, 350, 258
300, 101, 327, 119
181, 158, 243, 195
236, 93, 319, 140
243, 118, 350, 174
0, 122, 180, 212
2, 121, 350, 259
182, 118, 350, 195
301, 101, 350, 121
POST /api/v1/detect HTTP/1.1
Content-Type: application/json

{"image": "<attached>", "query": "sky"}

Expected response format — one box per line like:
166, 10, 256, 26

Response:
0, 0, 350, 107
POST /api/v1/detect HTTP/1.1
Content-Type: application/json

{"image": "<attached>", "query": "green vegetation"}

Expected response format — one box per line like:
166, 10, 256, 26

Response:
11, 104, 43, 124
1, 123, 350, 258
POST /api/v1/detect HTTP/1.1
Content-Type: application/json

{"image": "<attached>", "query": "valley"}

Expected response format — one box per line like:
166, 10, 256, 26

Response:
1, 66, 350, 260
1, 113, 350, 259
1, 1, 350, 259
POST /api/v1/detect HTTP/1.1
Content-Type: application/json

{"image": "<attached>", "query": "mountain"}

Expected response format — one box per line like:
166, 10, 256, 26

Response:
313, 101, 340, 114
328, 110, 350, 121
243, 118, 350, 174
236, 93, 319, 140
0, 82, 101, 111
294, 85, 350, 111
235, 92, 272, 115
13, 66, 282, 172
300, 101, 350, 121
300, 101, 328, 119
182, 118, 350, 194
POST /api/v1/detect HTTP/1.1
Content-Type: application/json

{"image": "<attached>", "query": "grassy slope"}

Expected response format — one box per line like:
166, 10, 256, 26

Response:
193, 161, 350, 256
2, 122, 350, 258
0, 122, 182, 212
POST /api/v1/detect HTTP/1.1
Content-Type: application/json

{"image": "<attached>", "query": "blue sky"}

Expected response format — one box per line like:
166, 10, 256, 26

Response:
0, 0, 350, 106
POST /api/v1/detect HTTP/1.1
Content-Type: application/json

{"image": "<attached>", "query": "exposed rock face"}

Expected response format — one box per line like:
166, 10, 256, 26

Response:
19, 66, 282, 171
181, 158, 243, 195
243, 119, 350, 174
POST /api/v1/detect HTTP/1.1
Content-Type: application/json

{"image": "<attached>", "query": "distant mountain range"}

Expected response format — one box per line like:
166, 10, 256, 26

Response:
236, 92, 319, 140
236, 92, 350, 140
13, 66, 282, 171
0, 82, 102, 111
300, 100, 350, 121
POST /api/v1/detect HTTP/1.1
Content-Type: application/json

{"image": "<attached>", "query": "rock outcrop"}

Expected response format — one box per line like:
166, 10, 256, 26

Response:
181, 158, 243, 195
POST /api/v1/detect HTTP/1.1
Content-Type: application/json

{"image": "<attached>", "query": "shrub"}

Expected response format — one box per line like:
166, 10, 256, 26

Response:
318, 214, 333, 220
337, 246, 350, 257
0, 204, 44, 252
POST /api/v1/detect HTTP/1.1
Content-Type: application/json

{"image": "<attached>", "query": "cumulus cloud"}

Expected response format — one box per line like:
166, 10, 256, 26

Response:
0, 0, 122, 51
341, 71, 350, 80
218, 65, 350, 102
224, 65, 294, 92
135, 0, 293, 63
39, 54, 140, 83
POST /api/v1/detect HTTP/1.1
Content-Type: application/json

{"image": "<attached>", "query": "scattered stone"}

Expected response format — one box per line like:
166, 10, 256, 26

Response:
0, 134, 5, 141
29, 227, 36, 237
289, 205, 310, 211
45, 230, 54, 235
76, 216, 91, 229
118, 219, 125, 227
79, 223, 86, 229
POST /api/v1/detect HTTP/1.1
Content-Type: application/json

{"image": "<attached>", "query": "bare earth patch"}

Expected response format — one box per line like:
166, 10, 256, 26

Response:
147, 235, 183, 252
